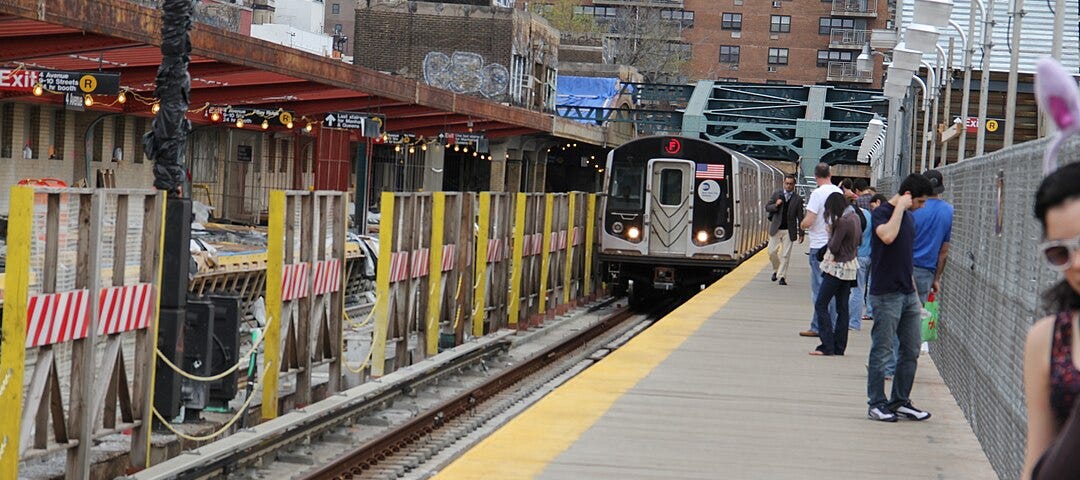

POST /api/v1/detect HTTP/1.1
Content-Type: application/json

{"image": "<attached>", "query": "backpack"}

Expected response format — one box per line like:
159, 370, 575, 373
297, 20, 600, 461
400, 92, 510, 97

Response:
852, 204, 868, 232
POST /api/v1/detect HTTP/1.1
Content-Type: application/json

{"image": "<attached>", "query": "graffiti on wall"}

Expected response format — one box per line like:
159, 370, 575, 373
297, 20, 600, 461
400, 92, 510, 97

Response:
423, 51, 510, 99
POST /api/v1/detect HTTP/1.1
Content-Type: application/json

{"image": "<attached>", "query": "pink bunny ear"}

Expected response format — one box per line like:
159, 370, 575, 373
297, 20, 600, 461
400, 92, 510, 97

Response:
1035, 57, 1080, 173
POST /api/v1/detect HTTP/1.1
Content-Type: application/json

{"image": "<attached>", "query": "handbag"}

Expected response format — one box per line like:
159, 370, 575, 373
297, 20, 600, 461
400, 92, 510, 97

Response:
921, 292, 940, 342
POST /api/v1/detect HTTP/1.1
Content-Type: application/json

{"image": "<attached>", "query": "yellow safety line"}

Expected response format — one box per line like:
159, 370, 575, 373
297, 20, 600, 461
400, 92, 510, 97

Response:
472, 192, 491, 338
507, 193, 526, 326
584, 194, 596, 297
427, 193, 445, 355
263, 190, 285, 420
434, 251, 770, 480
144, 192, 167, 468
0, 186, 32, 477
371, 191, 395, 377
538, 194, 553, 315
563, 193, 576, 305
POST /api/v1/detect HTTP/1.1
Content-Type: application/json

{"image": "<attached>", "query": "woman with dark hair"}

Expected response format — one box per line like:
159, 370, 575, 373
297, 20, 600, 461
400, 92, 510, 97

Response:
810, 192, 862, 356
1022, 162, 1080, 479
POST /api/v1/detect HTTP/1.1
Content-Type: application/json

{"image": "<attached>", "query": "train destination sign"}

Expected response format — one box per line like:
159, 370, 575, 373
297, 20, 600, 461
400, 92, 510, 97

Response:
323, 112, 365, 130
0, 68, 120, 95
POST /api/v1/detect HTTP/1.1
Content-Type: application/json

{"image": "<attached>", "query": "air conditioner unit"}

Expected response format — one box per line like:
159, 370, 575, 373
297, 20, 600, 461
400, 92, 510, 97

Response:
772, 1, 782, 7
731, 31, 741, 38
770, 34, 779, 40
730, 64, 739, 70
767, 66, 778, 72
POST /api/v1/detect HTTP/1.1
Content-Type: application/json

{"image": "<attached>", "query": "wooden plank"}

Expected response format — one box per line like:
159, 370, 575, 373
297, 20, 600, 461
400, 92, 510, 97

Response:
328, 193, 346, 392
296, 193, 313, 405
21, 348, 53, 453
473, 193, 490, 337
47, 360, 68, 444
112, 194, 129, 286
69, 191, 105, 480
92, 337, 122, 430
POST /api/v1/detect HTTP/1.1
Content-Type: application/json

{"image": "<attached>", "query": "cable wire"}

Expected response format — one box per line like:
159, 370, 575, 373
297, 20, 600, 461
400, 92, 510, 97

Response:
154, 315, 274, 382
151, 361, 272, 442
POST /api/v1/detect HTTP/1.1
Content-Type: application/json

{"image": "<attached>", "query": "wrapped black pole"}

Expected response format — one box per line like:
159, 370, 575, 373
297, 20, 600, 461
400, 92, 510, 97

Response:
147, 0, 195, 423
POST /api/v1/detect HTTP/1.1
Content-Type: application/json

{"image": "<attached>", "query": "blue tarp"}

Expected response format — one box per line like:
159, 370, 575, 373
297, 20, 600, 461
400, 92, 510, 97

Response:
556, 76, 622, 124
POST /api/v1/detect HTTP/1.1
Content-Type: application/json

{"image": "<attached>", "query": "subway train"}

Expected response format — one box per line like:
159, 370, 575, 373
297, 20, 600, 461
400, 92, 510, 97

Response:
599, 135, 784, 304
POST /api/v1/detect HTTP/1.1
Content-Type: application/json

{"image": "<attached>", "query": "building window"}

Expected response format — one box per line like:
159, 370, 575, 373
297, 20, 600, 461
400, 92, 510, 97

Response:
819, 17, 859, 34
770, 15, 791, 33
93, 119, 105, 163
132, 117, 146, 163
817, 50, 854, 67
545, 66, 558, 112
25, 106, 41, 159
768, 48, 789, 65
112, 116, 125, 162
0, 103, 12, 157
51, 109, 65, 160
721, 12, 742, 30
766, 80, 788, 85
719, 45, 740, 63
720, 77, 740, 83
331, 3, 339, 14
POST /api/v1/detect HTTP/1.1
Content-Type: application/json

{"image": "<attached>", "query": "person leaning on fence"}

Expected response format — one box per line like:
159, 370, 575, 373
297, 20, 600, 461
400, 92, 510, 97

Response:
809, 192, 861, 356
765, 174, 805, 286
912, 169, 954, 305
866, 173, 935, 423
1022, 162, 1080, 479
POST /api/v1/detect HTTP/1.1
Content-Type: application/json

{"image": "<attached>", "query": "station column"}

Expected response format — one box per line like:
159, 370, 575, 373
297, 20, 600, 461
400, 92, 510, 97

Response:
489, 143, 508, 191
423, 143, 445, 192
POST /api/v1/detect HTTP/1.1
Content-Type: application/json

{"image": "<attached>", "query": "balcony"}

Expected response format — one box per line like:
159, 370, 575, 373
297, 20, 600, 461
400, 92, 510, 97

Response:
831, 0, 878, 17
827, 61, 873, 83
592, 0, 684, 7
829, 28, 870, 49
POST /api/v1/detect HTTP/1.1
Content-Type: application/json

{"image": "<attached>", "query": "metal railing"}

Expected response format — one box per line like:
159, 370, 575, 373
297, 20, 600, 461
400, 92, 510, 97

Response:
829, 28, 870, 49
826, 61, 873, 83
592, 0, 684, 7
831, 0, 878, 17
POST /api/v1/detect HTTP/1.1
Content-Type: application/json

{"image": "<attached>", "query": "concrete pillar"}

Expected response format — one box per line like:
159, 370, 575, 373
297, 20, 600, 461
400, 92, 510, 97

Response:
422, 144, 445, 192
505, 148, 523, 193
489, 143, 508, 192
533, 148, 549, 192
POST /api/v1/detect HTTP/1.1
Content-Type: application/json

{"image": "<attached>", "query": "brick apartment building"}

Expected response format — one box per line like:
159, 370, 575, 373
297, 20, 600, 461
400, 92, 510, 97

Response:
538, 0, 889, 88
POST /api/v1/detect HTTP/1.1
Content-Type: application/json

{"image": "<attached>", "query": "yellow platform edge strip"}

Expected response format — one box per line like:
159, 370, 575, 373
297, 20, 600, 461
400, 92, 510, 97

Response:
435, 251, 770, 480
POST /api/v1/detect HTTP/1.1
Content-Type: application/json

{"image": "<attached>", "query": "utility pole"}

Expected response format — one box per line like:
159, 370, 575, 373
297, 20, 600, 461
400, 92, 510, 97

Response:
1003, 0, 1023, 147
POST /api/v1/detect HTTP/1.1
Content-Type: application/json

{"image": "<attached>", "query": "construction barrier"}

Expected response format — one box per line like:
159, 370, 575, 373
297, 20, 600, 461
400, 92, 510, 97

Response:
371, 191, 601, 377
0, 187, 165, 478
262, 190, 347, 420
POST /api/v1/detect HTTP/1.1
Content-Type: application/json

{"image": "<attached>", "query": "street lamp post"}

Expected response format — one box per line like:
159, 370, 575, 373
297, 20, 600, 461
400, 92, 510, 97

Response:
976, 0, 996, 157
1004, 0, 1024, 146
957, 0, 984, 161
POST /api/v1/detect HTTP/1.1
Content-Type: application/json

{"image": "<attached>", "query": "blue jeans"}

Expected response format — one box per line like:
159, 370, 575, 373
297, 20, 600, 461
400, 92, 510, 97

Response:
808, 247, 836, 332
913, 266, 935, 304
816, 274, 851, 355
849, 256, 870, 330
867, 291, 923, 410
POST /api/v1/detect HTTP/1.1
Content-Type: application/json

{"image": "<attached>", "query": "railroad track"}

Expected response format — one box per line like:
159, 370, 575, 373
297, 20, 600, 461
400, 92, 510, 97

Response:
300, 297, 680, 480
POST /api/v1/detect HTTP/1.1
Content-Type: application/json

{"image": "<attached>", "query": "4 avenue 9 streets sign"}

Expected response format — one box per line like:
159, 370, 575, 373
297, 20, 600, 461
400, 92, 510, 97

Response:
0, 68, 120, 95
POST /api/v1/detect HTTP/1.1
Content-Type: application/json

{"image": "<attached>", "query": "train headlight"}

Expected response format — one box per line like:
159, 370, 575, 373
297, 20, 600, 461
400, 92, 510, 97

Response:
714, 227, 726, 238
612, 221, 624, 234
695, 230, 709, 244
627, 226, 641, 241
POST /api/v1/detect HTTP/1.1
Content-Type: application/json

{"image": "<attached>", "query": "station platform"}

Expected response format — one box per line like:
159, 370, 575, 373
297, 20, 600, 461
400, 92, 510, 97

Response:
434, 247, 995, 479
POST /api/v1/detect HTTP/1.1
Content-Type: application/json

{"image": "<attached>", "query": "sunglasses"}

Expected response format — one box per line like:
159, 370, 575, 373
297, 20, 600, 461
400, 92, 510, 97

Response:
1039, 234, 1080, 271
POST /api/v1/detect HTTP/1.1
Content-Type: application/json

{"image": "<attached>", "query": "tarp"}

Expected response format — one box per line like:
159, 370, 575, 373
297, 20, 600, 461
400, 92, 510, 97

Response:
556, 76, 622, 124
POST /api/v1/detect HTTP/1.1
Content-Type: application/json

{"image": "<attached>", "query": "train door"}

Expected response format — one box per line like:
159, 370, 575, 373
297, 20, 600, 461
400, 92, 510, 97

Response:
646, 159, 693, 257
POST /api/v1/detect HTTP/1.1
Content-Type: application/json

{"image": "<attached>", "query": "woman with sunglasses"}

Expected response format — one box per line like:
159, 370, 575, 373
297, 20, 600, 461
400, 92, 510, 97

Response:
1022, 162, 1080, 480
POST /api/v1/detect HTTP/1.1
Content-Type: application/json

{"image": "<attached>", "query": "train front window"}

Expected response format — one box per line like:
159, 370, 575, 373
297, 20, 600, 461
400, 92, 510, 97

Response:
658, 169, 683, 206
610, 165, 644, 210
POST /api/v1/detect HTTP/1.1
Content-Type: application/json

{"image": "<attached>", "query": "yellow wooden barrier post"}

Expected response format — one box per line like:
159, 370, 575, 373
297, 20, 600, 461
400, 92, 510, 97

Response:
508, 193, 527, 327
262, 190, 285, 420
584, 193, 596, 299
371, 192, 395, 377
473, 192, 491, 337
563, 193, 577, 306
0, 187, 33, 477
426, 193, 445, 355
538, 194, 554, 317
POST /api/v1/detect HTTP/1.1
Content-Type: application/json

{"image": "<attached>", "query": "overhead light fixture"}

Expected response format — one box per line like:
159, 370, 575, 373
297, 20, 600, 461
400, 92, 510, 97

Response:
408, 146, 415, 154
235, 118, 245, 128
462, 146, 468, 153
421, 143, 427, 151
83, 94, 94, 107
903, 23, 941, 53
454, 144, 460, 152
261, 119, 269, 130
210, 111, 221, 122
305, 122, 313, 133
32, 83, 43, 96
151, 102, 160, 114
912, 0, 954, 28
286, 120, 294, 129
394, 144, 401, 152
117, 91, 127, 104
891, 44, 923, 71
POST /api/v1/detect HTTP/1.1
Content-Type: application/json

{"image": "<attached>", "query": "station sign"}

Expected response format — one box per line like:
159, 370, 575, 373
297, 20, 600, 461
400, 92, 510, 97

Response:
0, 68, 120, 95
208, 106, 295, 127
445, 132, 486, 145
323, 112, 382, 138
964, 117, 1004, 134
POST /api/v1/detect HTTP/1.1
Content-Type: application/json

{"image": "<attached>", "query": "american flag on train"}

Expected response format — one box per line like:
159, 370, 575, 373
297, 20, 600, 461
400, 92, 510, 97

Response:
695, 163, 725, 180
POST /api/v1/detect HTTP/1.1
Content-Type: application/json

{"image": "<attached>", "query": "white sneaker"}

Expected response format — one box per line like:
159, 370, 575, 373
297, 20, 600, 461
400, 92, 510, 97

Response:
868, 406, 898, 422
893, 402, 932, 421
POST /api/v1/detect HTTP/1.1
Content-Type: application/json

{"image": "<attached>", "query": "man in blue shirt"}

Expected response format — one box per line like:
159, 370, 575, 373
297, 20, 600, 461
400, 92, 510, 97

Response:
912, 169, 954, 304
866, 174, 935, 423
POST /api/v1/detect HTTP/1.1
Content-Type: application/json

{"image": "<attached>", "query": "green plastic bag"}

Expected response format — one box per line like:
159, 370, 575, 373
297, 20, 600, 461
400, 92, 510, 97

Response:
921, 292, 939, 342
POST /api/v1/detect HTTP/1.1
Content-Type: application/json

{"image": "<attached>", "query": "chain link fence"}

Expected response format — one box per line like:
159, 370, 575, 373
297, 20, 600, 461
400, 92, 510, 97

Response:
876, 135, 1078, 479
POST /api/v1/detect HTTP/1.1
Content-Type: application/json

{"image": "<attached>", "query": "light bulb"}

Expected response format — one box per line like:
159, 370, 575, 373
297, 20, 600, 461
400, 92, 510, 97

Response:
83, 94, 94, 107
421, 144, 427, 151
151, 102, 160, 114
305, 123, 313, 133
381, 133, 388, 142
454, 145, 460, 152
408, 146, 415, 154
473, 151, 478, 157
261, 119, 269, 130
117, 91, 127, 104
462, 146, 468, 153
210, 111, 221, 122
286, 121, 294, 129
236, 118, 244, 128
394, 145, 401, 152
32, 84, 43, 96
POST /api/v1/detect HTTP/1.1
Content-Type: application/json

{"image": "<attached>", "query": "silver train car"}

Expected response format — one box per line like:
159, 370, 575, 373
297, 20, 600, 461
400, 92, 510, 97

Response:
599, 135, 784, 303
